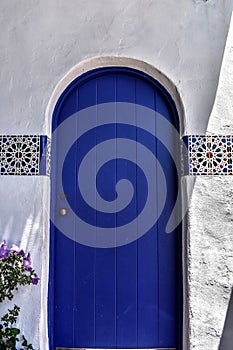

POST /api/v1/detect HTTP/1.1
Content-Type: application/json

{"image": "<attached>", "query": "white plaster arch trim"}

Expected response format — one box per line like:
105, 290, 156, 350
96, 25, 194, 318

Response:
45, 56, 185, 136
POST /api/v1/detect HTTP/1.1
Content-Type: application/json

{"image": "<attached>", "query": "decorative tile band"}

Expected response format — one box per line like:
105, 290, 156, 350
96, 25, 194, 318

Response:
184, 135, 233, 175
0, 135, 50, 176
0, 134, 232, 176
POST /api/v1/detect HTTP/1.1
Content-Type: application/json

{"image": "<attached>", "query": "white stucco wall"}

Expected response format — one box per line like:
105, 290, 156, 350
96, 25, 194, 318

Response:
187, 14, 233, 350
1, 1, 233, 349
0, 177, 49, 349
187, 176, 233, 349
0, 0, 233, 135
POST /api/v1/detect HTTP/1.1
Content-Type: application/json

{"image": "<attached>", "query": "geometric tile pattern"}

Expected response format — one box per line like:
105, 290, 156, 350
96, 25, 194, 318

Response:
0, 134, 233, 176
188, 135, 233, 175
0, 135, 49, 176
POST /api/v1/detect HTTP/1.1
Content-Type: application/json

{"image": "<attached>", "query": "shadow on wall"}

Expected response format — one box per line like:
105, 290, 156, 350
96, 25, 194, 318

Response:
219, 288, 233, 350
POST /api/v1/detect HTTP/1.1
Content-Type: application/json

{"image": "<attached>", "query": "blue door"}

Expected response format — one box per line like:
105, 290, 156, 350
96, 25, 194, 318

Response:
49, 67, 181, 349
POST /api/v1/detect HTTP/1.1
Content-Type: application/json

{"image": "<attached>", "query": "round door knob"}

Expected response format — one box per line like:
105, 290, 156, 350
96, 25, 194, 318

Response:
59, 208, 67, 216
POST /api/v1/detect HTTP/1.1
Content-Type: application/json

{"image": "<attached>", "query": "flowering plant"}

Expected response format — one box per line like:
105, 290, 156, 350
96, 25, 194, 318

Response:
0, 240, 39, 349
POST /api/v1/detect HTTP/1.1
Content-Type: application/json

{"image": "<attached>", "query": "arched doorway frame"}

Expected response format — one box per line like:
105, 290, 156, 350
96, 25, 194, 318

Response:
45, 56, 187, 350
46, 56, 185, 135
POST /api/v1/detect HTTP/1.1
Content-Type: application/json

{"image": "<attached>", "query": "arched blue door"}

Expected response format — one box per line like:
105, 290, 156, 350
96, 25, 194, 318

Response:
49, 67, 181, 349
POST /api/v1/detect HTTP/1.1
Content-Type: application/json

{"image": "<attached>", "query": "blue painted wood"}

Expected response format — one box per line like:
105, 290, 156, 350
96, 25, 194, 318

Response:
116, 75, 137, 348
95, 77, 117, 348
136, 79, 159, 348
50, 67, 181, 349
52, 89, 77, 347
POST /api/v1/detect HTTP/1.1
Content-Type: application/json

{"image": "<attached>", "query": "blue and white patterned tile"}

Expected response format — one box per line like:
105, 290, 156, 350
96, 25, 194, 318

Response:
0, 135, 40, 175
0, 134, 233, 176
0, 135, 50, 176
188, 135, 233, 175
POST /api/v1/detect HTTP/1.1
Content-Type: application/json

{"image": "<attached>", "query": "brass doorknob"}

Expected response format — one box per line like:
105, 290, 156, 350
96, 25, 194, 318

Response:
59, 208, 67, 216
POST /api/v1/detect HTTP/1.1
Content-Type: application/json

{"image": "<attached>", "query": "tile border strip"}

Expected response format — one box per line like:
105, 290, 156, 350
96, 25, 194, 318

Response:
0, 134, 232, 176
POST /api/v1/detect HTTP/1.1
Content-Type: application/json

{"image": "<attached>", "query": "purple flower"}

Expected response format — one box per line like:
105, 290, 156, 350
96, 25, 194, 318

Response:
10, 244, 25, 256
32, 277, 39, 285
0, 240, 9, 259
23, 253, 32, 271
0, 240, 6, 247
11, 243, 20, 252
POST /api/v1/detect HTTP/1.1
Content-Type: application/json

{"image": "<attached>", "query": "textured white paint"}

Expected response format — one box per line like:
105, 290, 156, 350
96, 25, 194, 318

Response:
0, 1, 233, 350
208, 12, 233, 134
0, 176, 49, 350
187, 176, 233, 349
0, 0, 232, 135
187, 12, 233, 350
